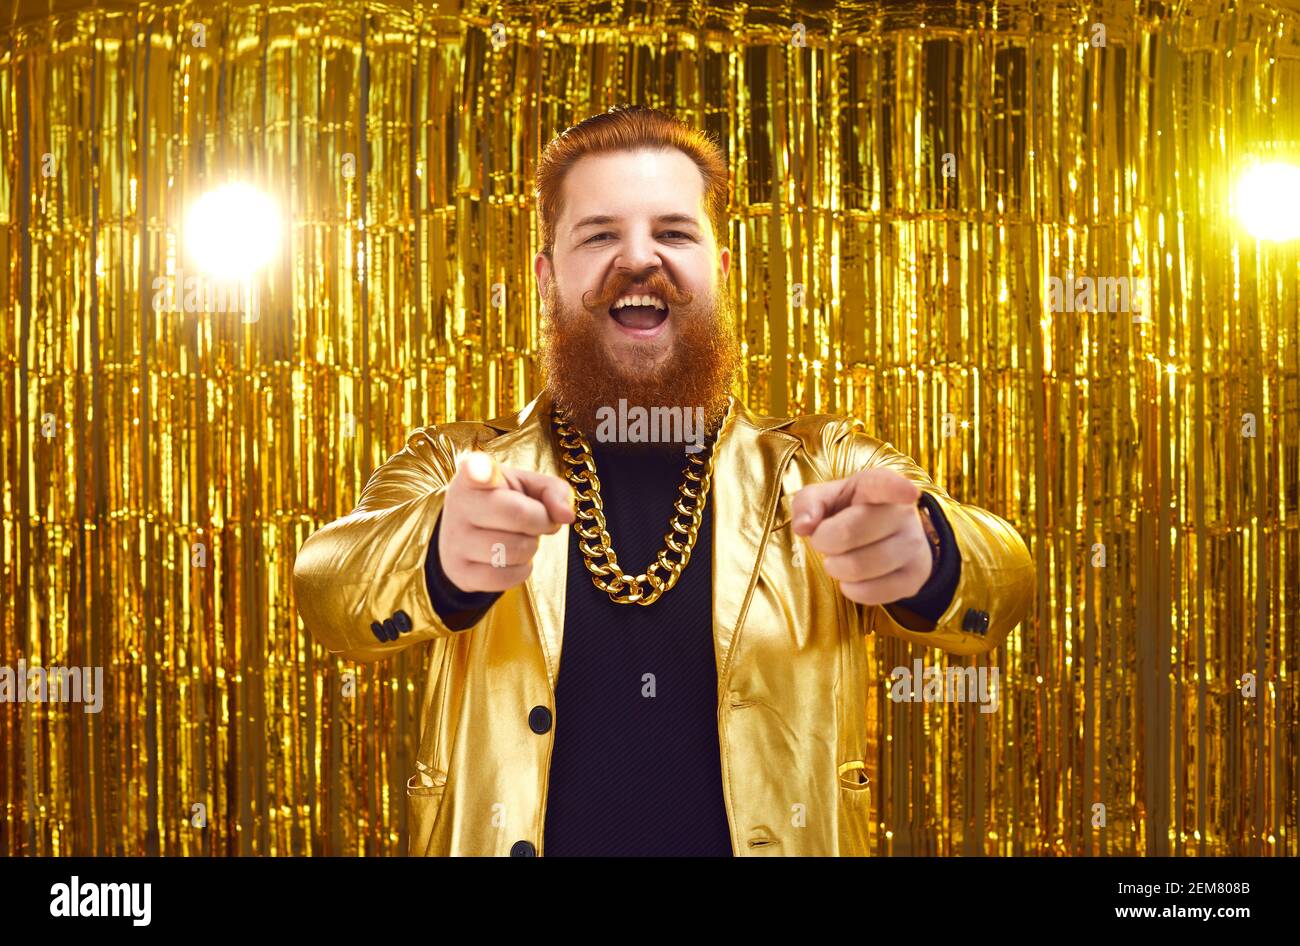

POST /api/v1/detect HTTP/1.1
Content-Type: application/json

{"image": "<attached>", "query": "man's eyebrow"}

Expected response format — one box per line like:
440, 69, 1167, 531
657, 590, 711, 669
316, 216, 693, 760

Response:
570, 213, 702, 231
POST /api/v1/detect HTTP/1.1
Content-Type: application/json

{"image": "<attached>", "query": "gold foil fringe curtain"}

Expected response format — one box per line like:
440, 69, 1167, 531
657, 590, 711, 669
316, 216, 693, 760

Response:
1, 0, 1296, 856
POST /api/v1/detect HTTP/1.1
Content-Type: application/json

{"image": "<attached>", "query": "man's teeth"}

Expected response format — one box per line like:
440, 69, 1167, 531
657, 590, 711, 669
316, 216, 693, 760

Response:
611, 294, 667, 311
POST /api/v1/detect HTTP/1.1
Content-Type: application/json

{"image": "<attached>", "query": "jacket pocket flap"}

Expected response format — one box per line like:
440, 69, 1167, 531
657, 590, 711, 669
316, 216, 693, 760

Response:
407, 761, 448, 796
837, 760, 870, 790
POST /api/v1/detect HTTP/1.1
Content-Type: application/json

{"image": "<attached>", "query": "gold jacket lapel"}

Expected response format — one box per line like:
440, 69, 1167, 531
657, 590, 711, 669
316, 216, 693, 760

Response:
710, 397, 799, 694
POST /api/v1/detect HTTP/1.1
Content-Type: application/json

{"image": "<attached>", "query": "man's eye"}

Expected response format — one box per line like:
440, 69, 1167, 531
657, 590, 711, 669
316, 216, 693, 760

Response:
584, 231, 692, 244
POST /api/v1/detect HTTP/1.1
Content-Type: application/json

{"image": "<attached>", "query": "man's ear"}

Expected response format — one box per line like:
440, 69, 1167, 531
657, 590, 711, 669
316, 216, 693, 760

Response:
534, 250, 552, 298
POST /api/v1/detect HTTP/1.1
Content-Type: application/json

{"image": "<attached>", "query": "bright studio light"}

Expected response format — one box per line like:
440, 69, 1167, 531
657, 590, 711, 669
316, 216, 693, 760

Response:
185, 183, 282, 279
1235, 162, 1300, 242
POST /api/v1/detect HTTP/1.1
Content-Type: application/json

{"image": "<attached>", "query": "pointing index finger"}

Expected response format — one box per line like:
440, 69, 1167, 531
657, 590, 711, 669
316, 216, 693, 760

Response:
509, 468, 576, 525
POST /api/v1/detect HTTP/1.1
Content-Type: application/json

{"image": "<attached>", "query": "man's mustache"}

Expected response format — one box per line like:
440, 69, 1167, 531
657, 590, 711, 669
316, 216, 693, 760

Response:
580, 274, 695, 313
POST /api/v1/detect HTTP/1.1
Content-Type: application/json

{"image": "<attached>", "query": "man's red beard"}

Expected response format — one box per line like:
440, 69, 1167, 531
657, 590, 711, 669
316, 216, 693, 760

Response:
540, 268, 740, 454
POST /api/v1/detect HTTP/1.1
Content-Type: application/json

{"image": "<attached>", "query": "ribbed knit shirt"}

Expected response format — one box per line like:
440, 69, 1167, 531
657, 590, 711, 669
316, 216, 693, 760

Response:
423, 432, 959, 857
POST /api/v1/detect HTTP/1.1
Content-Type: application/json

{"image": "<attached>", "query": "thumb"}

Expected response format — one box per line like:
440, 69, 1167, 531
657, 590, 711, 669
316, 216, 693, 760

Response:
457, 450, 506, 489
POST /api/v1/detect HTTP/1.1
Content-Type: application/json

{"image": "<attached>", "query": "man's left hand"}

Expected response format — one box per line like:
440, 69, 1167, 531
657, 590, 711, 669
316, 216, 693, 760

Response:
791, 467, 934, 606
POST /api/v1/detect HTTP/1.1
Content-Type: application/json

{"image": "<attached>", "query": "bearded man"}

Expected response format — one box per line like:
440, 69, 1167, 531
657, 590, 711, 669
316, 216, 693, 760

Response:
293, 105, 1034, 857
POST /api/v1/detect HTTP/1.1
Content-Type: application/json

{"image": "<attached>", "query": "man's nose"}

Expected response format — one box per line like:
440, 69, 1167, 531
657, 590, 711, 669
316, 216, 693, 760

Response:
614, 231, 663, 277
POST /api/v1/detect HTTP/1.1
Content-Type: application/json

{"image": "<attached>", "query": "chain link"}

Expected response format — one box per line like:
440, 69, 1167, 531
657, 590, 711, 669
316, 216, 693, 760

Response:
552, 403, 734, 605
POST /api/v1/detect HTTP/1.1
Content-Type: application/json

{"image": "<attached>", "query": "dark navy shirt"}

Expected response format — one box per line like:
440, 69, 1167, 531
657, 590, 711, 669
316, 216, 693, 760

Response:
423, 435, 959, 856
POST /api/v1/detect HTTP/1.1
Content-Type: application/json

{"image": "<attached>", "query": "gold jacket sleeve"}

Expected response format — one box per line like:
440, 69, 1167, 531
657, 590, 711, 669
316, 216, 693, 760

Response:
292, 426, 474, 663
820, 418, 1034, 656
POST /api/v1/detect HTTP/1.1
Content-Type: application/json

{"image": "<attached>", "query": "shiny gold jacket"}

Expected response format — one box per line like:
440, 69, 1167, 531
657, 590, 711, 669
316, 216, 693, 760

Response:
292, 389, 1034, 856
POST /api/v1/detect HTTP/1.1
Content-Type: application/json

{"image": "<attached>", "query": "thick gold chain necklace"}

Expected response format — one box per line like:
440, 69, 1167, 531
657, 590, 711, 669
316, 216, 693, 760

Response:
552, 403, 734, 606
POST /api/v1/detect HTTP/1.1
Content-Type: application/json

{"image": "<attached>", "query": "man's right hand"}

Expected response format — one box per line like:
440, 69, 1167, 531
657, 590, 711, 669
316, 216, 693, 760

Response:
437, 451, 576, 594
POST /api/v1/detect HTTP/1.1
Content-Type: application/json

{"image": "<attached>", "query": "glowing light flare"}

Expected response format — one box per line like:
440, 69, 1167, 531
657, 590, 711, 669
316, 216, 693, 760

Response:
185, 183, 283, 279
1234, 162, 1300, 241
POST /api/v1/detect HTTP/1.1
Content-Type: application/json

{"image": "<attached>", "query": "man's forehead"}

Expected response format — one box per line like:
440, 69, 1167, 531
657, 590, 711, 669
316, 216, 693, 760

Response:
559, 149, 706, 227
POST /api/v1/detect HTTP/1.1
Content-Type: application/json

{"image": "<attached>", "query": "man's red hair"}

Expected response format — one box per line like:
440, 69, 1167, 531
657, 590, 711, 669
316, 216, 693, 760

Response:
533, 105, 731, 258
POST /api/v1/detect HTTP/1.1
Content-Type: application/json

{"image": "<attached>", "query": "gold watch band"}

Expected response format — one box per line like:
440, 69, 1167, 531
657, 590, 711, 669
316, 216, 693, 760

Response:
918, 502, 942, 564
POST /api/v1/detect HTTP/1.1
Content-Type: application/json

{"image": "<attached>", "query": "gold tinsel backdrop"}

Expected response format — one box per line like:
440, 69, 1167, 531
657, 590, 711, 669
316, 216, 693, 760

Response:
1, 0, 1296, 856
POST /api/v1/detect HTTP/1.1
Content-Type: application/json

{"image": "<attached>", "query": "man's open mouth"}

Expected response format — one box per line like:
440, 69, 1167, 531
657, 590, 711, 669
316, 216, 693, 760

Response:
608, 295, 669, 330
